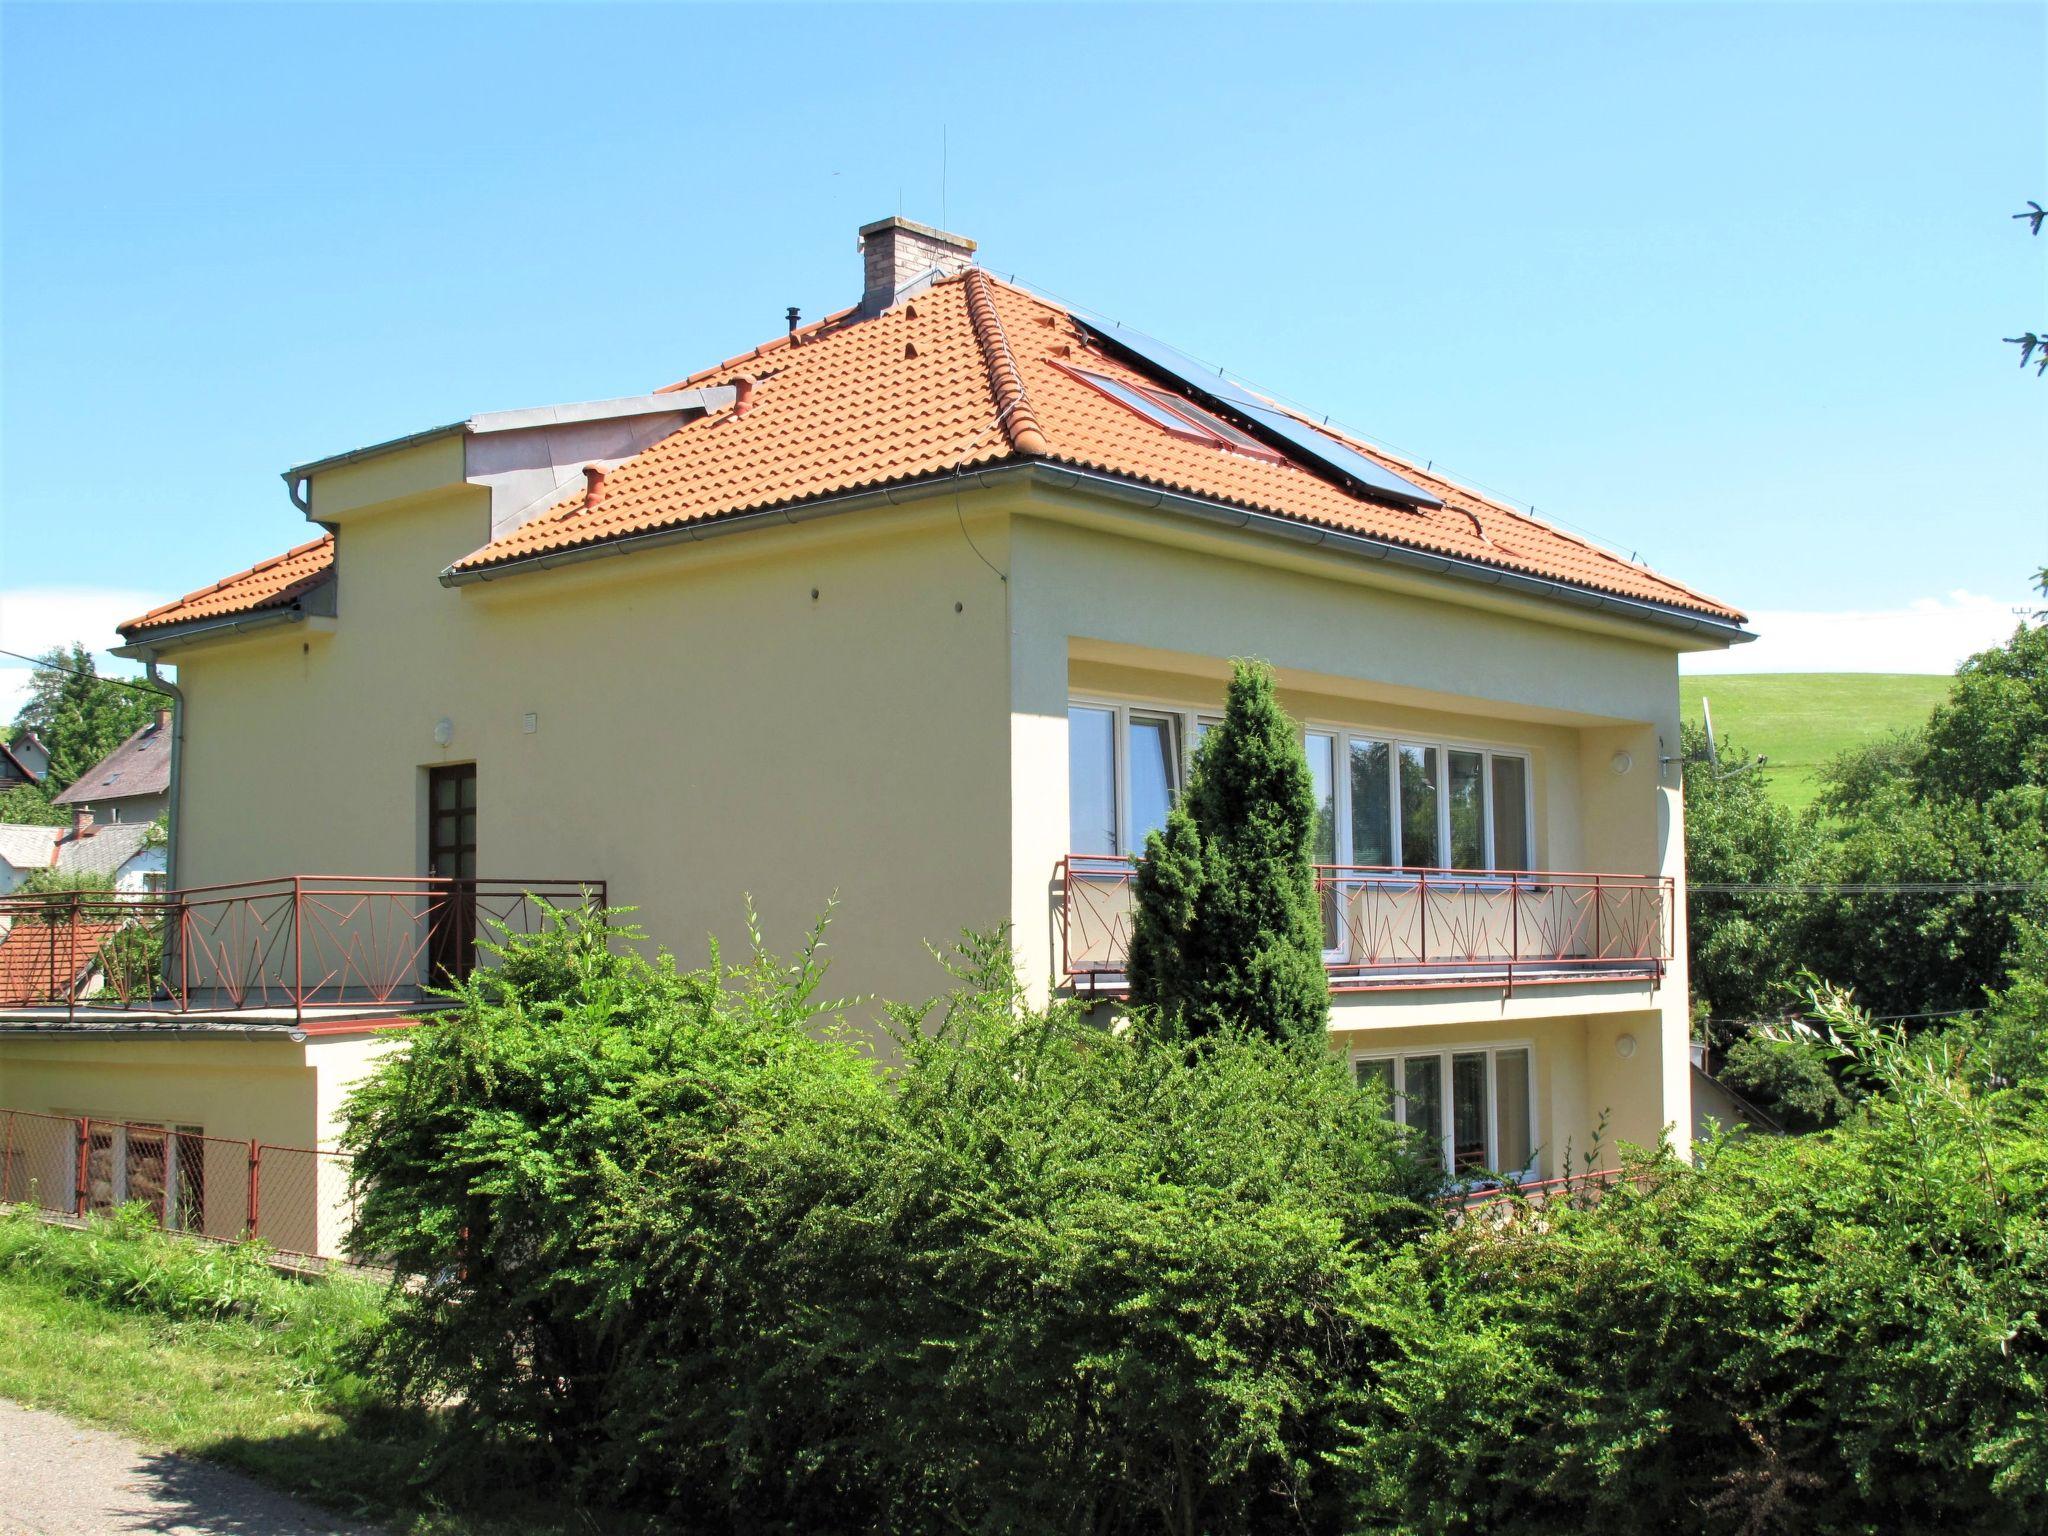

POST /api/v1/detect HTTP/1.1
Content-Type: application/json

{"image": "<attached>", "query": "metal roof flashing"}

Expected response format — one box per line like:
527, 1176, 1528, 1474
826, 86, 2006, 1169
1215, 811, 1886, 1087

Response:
280, 388, 738, 514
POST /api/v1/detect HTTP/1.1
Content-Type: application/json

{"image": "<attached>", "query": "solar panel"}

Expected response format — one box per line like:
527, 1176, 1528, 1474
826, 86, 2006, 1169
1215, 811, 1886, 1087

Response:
1069, 313, 1444, 510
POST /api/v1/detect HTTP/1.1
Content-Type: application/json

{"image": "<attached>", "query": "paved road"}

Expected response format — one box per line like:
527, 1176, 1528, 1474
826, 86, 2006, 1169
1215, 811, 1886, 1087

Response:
0, 1399, 387, 1535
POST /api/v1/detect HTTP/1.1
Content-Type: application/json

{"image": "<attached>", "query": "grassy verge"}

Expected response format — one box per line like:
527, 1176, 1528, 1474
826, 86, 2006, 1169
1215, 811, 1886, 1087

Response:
0, 1207, 637, 1535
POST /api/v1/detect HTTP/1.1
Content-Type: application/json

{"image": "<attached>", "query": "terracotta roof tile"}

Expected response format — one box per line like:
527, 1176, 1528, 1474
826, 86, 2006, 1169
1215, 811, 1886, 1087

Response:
449, 273, 1741, 622
0, 918, 122, 1006
120, 535, 335, 635
133, 273, 1743, 628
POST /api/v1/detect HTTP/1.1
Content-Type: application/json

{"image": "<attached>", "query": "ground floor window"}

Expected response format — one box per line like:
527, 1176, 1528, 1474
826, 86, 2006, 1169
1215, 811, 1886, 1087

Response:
78, 1118, 205, 1229
1355, 1045, 1534, 1178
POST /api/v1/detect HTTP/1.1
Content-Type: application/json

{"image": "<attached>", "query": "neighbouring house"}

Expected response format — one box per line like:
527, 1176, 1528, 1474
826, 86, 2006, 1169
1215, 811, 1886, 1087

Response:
50, 709, 174, 825
0, 218, 1750, 1247
0, 731, 47, 790
0, 812, 164, 895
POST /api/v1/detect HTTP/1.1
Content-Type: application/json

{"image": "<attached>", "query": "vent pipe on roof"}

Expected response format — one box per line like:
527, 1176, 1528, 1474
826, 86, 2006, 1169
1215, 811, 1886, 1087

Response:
582, 465, 607, 511
786, 306, 801, 335
858, 216, 976, 316
731, 376, 756, 416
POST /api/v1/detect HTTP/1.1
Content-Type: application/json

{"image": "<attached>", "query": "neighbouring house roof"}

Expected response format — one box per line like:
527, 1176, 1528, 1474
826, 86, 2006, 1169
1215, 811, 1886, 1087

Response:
0, 918, 121, 1006
0, 821, 157, 879
0, 825, 63, 870
0, 738, 40, 785
119, 269, 1743, 635
121, 534, 336, 636
51, 717, 173, 808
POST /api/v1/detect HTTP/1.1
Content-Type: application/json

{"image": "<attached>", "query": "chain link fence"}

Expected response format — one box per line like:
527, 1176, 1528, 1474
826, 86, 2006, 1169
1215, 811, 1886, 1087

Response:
0, 1107, 360, 1264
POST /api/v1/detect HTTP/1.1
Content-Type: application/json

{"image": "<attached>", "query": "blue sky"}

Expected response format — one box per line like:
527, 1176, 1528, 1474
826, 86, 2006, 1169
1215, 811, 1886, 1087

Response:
1, 2, 2042, 704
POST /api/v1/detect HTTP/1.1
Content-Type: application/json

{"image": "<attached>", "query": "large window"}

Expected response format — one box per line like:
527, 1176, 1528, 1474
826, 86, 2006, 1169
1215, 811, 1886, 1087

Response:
1068, 703, 1188, 856
1356, 1045, 1535, 1177
1308, 728, 1533, 872
1073, 700, 1536, 872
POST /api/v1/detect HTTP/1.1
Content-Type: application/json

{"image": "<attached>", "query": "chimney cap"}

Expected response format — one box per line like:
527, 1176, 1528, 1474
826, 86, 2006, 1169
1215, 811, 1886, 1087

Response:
858, 217, 977, 317
857, 214, 978, 252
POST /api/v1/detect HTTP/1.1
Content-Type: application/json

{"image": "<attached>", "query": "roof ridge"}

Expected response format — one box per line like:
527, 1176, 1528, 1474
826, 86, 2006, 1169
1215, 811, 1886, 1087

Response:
124, 532, 335, 628
964, 269, 1049, 456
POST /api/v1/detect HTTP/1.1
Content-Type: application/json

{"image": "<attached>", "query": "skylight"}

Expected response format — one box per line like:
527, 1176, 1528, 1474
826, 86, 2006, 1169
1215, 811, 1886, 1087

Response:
1061, 364, 1283, 462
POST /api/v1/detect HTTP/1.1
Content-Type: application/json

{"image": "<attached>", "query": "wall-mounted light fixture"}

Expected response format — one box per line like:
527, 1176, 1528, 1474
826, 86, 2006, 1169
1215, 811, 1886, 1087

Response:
1610, 750, 1634, 776
1615, 1033, 1638, 1060
432, 716, 454, 747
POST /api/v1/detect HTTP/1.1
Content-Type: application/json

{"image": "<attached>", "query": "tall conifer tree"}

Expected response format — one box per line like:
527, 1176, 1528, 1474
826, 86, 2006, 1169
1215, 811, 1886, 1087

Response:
1128, 660, 1330, 1041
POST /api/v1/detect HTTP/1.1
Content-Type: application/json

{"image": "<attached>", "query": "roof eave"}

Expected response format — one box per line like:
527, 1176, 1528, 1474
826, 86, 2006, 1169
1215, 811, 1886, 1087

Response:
441, 461, 1751, 644
114, 597, 325, 657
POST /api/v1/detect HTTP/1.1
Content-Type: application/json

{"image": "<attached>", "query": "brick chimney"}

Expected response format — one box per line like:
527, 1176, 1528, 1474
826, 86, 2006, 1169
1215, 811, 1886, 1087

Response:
70, 808, 92, 841
858, 217, 976, 316
154, 706, 171, 732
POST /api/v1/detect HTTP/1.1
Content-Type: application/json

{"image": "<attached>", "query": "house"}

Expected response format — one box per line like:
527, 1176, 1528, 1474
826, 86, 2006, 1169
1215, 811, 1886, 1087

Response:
0, 812, 165, 895
50, 709, 174, 825
0, 731, 47, 790
0, 217, 1749, 1236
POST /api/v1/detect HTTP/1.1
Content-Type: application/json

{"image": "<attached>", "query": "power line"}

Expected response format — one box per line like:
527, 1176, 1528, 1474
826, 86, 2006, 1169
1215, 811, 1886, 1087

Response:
0, 648, 170, 701
1691, 880, 2046, 895
1707, 1006, 1982, 1029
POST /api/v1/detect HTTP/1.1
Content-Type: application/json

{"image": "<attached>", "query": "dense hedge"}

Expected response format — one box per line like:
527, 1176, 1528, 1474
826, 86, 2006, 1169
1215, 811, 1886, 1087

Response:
343, 916, 2048, 1533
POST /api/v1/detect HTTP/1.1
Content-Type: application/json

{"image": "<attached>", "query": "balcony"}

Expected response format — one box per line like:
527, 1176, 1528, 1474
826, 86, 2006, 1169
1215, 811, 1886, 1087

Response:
1057, 856, 1673, 996
0, 876, 605, 1029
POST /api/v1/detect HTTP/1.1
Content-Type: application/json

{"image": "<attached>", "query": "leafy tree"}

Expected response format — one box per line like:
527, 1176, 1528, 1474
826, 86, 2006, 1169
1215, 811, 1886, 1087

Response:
9, 644, 155, 793
1680, 721, 1814, 1037
1798, 615, 2048, 1018
1127, 659, 1330, 1042
0, 783, 65, 825
1718, 1026, 1852, 1131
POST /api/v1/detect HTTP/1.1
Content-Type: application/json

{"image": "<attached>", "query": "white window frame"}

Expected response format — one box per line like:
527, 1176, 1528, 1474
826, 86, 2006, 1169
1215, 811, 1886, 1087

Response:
1351, 1041, 1540, 1182
1069, 696, 1537, 873
1303, 724, 1535, 874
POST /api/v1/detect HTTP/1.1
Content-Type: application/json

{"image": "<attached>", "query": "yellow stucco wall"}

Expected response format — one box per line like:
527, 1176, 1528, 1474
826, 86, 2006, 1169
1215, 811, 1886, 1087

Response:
172, 472, 1019, 1029
101, 460, 1704, 1181
0, 1030, 400, 1256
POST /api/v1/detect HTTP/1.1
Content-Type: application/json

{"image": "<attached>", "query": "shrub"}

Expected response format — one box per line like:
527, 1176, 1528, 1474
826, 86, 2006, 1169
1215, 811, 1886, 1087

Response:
1128, 659, 1331, 1042
343, 913, 1435, 1531
1359, 986, 2048, 1535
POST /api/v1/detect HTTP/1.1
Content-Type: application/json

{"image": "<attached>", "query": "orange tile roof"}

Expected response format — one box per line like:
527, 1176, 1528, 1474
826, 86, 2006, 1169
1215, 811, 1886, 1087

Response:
128, 271, 1742, 630
121, 535, 335, 635
449, 272, 1741, 622
0, 918, 122, 1006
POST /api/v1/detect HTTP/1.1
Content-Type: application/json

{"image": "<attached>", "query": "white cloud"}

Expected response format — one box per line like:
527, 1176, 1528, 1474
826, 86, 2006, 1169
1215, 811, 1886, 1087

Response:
0, 586, 166, 720
1682, 589, 2035, 676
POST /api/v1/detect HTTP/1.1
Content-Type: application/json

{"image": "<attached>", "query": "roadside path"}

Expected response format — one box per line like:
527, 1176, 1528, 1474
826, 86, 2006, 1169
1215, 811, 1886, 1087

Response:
0, 1399, 387, 1535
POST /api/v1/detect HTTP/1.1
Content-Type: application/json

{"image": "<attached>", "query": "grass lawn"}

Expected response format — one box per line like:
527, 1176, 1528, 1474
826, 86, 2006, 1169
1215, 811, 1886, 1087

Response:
0, 1212, 644, 1535
1679, 673, 1951, 814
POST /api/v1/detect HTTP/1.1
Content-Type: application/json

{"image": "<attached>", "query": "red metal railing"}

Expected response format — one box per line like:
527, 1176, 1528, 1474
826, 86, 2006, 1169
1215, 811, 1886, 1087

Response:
0, 876, 604, 1024
1057, 855, 1673, 994
0, 1107, 361, 1265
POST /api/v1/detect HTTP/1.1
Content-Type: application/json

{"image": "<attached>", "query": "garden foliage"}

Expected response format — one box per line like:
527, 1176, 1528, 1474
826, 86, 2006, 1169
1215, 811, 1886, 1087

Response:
343, 916, 2048, 1534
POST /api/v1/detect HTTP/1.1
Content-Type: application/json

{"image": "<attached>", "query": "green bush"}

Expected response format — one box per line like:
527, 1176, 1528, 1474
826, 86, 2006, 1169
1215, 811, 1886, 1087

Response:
1358, 987, 2048, 1535
343, 913, 1435, 1531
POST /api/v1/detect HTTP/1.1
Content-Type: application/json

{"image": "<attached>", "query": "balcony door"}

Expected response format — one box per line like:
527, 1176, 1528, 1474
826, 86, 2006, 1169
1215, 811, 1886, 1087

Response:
426, 764, 477, 984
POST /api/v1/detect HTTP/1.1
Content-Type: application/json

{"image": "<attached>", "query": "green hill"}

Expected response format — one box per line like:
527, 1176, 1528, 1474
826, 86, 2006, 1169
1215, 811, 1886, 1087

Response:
1678, 673, 1952, 814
